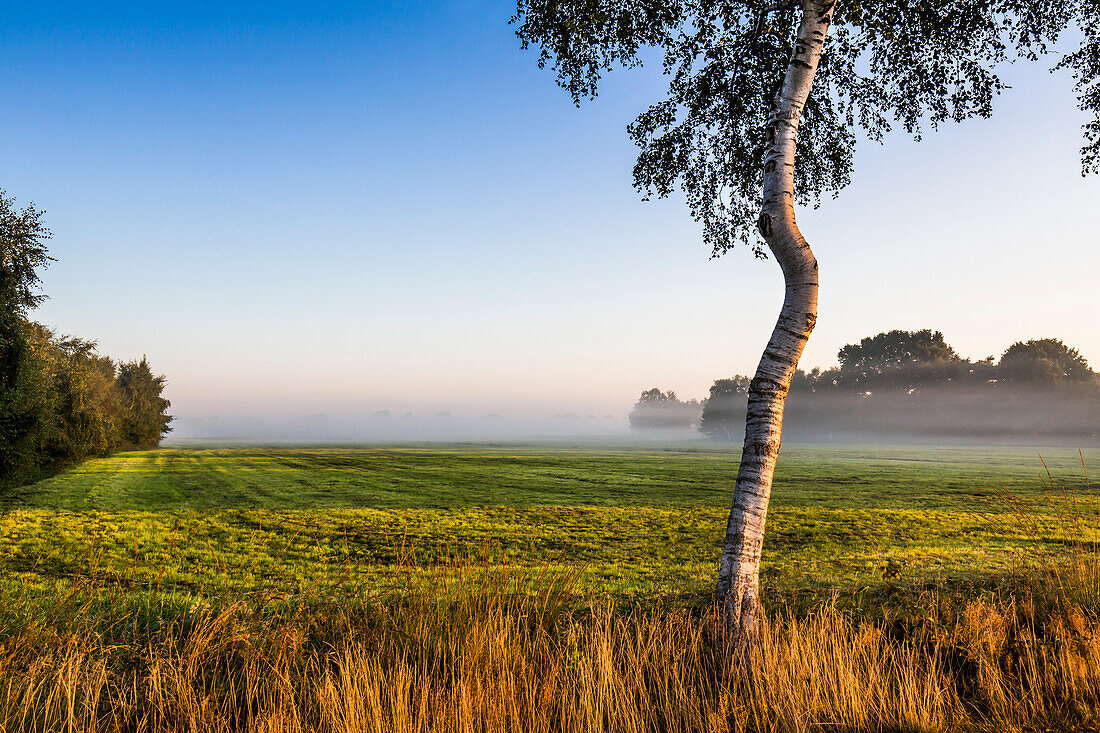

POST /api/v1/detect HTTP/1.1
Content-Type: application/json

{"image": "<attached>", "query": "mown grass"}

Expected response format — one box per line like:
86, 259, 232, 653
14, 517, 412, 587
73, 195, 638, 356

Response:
10, 444, 1089, 511
1, 444, 1096, 604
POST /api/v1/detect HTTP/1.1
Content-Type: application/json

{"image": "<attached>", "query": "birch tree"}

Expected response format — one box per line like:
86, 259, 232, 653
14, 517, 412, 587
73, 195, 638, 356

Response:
513, 0, 1100, 639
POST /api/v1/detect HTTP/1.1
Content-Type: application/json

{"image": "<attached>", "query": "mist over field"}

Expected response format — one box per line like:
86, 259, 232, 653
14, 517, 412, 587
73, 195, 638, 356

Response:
782, 387, 1100, 444
165, 385, 1100, 445
168, 409, 630, 442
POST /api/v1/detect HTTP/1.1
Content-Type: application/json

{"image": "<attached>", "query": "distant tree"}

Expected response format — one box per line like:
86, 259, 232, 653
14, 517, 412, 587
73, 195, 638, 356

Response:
998, 339, 1097, 386
628, 388, 702, 431
638, 388, 674, 404
699, 377, 751, 441
116, 356, 173, 449
0, 192, 54, 479
790, 367, 826, 392
836, 330, 964, 389
838, 329, 958, 371
515, 0, 1100, 638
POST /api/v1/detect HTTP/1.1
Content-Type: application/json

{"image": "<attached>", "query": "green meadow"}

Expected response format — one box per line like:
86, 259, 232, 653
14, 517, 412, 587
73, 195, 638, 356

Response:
1, 443, 1095, 606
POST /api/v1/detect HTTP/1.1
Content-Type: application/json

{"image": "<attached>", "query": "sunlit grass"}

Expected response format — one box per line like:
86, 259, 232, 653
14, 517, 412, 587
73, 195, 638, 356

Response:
3, 444, 1100, 730
1, 444, 1096, 604
5, 556, 1100, 733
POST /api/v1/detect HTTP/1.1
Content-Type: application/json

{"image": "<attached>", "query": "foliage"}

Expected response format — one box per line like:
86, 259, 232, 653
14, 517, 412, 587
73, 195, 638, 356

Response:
117, 357, 173, 449
46, 335, 124, 461
0, 331, 175, 486
513, 1, 1100, 256
0, 190, 51, 316
0, 322, 55, 481
0, 192, 172, 488
698, 377, 750, 440
0, 194, 56, 479
835, 329, 963, 388
820, 330, 1099, 393
999, 338, 1097, 385
627, 387, 702, 431
696, 330, 1100, 441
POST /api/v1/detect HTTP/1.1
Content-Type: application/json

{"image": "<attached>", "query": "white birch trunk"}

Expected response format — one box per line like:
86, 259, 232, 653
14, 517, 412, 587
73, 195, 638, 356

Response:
715, 0, 834, 640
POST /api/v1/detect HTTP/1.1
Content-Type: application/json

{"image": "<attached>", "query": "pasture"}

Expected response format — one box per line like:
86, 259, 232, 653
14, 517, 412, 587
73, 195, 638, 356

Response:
5, 443, 1100, 732
2, 443, 1093, 606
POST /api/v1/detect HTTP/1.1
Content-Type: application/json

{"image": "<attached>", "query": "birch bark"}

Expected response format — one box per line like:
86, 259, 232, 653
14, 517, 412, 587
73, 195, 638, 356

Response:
715, 0, 834, 640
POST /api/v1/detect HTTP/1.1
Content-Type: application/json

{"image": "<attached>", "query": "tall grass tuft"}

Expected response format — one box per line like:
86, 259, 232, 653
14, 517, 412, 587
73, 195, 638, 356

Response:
4, 558, 1100, 732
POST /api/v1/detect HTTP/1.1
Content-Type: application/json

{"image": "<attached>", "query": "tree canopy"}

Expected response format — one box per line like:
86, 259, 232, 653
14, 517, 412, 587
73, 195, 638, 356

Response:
0, 191, 51, 315
690, 330, 1099, 441
628, 388, 703, 430
513, 1, 1100, 255
117, 357, 175, 449
1000, 338, 1097, 384
0, 193, 173, 487
0, 193, 54, 479
698, 377, 751, 440
835, 329, 963, 387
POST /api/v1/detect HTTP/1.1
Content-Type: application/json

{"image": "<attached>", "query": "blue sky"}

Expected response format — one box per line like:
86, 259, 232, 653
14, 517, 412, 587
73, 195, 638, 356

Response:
4, 1, 1099, 427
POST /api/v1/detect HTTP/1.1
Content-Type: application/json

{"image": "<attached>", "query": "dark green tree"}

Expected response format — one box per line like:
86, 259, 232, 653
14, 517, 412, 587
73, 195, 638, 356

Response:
116, 356, 173, 449
2, 191, 174, 485
628, 387, 701, 430
699, 377, 751, 441
0, 192, 51, 315
513, 0, 1100, 637
999, 338, 1097, 386
836, 329, 964, 389
0, 192, 54, 481
46, 336, 123, 461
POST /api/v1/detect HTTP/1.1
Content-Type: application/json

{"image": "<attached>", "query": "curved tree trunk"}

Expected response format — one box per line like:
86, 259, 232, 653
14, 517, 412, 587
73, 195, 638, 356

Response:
715, 0, 834, 640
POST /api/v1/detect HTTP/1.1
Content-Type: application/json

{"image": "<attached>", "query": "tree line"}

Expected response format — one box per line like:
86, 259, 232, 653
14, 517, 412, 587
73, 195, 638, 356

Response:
630, 330, 1100, 440
1, 192, 172, 487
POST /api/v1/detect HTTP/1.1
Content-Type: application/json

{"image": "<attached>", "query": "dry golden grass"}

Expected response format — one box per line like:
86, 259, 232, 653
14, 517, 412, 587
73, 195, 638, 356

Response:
4, 558, 1100, 733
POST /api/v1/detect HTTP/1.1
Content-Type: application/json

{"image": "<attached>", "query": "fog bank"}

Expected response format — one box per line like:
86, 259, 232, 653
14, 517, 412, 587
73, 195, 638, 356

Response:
166, 385, 1100, 448
168, 410, 631, 443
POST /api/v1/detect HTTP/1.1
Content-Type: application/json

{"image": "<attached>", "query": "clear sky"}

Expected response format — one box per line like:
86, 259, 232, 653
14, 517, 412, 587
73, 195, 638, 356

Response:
4, 1, 1099, 433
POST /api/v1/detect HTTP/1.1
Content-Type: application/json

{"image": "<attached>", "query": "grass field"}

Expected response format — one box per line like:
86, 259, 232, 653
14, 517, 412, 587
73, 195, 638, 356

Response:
6, 443, 1100, 732
2, 443, 1095, 605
